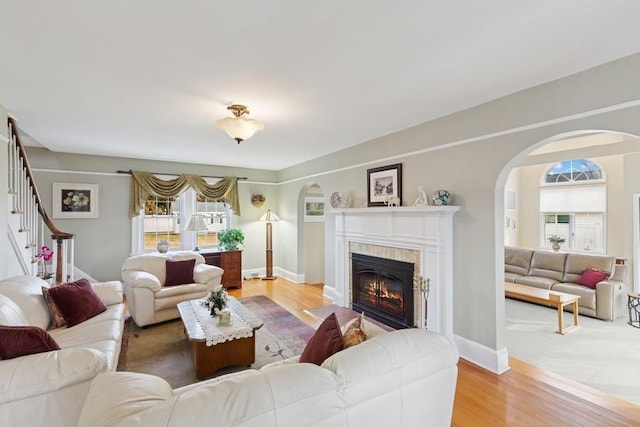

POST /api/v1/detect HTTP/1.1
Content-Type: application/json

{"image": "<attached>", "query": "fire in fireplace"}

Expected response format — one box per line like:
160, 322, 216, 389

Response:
351, 253, 414, 329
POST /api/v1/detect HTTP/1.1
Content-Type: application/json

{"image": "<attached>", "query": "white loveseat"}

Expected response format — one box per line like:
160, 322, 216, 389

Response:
121, 251, 224, 327
78, 328, 459, 427
0, 275, 125, 427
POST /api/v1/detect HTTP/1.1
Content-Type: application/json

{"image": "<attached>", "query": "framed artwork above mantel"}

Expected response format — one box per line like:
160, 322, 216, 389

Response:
367, 163, 402, 207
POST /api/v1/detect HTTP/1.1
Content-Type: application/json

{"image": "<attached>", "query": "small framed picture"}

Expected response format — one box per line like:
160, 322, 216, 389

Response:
304, 197, 325, 222
367, 163, 402, 207
52, 183, 99, 219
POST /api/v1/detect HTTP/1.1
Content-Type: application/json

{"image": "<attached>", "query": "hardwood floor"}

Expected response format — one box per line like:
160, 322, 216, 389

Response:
231, 278, 640, 426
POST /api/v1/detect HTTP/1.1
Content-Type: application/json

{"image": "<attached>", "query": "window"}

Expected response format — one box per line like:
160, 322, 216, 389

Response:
143, 196, 181, 251
540, 159, 605, 253
132, 188, 235, 254
544, 159, 602, 183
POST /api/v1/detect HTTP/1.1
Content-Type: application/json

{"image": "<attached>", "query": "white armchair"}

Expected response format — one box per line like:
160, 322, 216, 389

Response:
121, 252, 223, 327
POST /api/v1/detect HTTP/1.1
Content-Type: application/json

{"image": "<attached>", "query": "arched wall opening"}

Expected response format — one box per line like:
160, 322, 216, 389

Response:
495, 129, 640, 367
297, 183, 326, 284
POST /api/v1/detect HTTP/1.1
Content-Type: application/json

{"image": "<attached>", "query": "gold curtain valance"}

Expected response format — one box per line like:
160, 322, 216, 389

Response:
129, 171, 240, 217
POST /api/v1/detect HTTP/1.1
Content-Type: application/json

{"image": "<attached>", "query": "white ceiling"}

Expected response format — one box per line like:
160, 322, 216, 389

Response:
2, 1, 640, 171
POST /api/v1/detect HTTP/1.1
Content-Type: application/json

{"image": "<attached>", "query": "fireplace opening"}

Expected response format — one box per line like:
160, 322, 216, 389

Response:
351, 253, 414, 329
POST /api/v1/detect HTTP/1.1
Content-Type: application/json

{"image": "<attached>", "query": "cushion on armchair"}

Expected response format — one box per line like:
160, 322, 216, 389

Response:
164, 259, 196, 286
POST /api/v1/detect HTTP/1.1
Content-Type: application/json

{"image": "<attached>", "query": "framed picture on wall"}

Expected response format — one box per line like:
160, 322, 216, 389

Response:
367, 163, 402, 207
52, 182, 99, 219
304, 197, 325, 222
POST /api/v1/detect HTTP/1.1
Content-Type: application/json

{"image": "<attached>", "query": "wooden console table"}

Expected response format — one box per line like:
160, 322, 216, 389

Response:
201, 250, 242, 289
505, 282, 580, 335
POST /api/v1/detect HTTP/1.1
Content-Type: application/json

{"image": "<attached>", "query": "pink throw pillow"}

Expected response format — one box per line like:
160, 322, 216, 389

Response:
299, 312, 344, 365
576, 268, 609, 289
47, 278, 107, 327
165, 259, 196, 286
0, 325, 60, 359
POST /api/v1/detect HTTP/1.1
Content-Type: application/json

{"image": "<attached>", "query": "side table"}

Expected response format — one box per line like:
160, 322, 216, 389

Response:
628, 292, 640, 328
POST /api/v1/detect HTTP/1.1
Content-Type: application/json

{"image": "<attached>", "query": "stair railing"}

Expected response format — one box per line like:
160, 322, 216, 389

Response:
7, 117, 75, 284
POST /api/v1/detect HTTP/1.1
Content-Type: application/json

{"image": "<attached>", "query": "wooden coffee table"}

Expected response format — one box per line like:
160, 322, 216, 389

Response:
177, 297, 263, 379
505, 282, 580, 335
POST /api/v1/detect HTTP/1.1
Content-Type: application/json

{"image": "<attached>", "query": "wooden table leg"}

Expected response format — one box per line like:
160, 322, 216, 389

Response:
557, 300, 580, 335
557, 303, 564, 334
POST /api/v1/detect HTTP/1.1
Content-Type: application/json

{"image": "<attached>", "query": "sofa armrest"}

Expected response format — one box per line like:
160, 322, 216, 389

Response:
0, 348, 107, 404
193, 263, 224, 286
91, 281, 123, 306
595, 280, 627, 321
77, 372, 174, 427
121, 271, 162, 292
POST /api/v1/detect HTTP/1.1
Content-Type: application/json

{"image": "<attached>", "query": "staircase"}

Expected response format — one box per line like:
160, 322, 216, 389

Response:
7, 117, 75, 283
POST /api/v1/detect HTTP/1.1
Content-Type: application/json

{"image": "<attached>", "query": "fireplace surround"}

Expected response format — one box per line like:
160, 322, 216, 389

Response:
331, 206, 459, 337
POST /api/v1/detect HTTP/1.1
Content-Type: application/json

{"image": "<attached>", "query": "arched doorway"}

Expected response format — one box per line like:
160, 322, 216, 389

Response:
498, 129, 640, 404
298, 183, 325, 284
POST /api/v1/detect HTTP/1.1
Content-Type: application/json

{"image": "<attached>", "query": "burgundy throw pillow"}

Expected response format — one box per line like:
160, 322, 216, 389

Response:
576, 268, 609, 289
165, 258, 196, 286
47, 278, 107, 327
0, 325, 60, 359
299, 312, 345, 365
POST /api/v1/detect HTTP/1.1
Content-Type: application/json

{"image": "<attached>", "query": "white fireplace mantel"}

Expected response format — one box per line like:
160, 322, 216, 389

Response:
330, 206, 459, 338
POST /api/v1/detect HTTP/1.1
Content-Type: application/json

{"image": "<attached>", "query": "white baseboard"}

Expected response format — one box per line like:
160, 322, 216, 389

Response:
453, 335, 510, 374
242, 267, 304, 283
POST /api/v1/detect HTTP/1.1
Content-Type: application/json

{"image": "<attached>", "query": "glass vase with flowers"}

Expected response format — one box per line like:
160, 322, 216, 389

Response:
35, 245, 54, 280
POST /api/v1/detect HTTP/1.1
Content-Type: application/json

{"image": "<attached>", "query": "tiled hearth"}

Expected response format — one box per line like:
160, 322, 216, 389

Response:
331, 206, 459, 337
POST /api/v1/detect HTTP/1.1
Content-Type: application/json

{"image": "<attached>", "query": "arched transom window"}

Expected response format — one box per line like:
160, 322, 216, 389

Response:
544, 159, 603, 183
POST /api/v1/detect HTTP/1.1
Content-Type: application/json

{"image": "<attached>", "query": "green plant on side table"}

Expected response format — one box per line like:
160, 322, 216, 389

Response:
548, 234, 566, 252
218, 228, 245, 251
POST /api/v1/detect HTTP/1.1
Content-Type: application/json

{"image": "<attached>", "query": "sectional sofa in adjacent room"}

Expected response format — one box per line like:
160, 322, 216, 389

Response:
504, 246, 628, 321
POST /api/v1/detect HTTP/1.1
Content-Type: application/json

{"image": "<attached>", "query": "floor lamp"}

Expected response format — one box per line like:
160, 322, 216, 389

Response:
259, 209, 280, 280
185, 214, 208, 251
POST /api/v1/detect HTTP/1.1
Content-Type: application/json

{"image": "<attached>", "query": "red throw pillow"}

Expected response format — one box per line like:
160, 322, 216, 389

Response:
47, 278, 107, 327
576, 268, 609, 289
165, 259, 196, 286
0, 325, 60, 359
299, 312, 345, 365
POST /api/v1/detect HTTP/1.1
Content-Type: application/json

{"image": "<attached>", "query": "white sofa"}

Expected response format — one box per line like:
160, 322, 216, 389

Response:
78, 328, 459, 427
0, 275, 125, 427
121, 251, 224, 327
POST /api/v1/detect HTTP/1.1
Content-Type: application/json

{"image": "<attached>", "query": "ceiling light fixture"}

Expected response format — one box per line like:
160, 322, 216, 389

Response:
216, 104, 264, 144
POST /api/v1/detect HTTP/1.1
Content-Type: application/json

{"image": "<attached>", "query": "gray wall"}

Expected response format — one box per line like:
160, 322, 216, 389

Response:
0, 104, 9, 277
26, 148, 279, 281
4, 52, 640, 362
274, 52, 640, 353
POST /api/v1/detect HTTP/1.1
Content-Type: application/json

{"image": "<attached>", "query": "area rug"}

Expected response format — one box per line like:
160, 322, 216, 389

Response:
506, 297, 640, 406
117, 295, 316, 388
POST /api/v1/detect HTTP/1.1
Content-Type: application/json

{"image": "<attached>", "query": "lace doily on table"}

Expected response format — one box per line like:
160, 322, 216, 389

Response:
188, 300, 254, 346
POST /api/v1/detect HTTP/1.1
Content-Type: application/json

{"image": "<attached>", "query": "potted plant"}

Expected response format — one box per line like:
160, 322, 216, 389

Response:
217, 228, 245, 251
202, 285, 229, 316
548, 235, 566, 252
